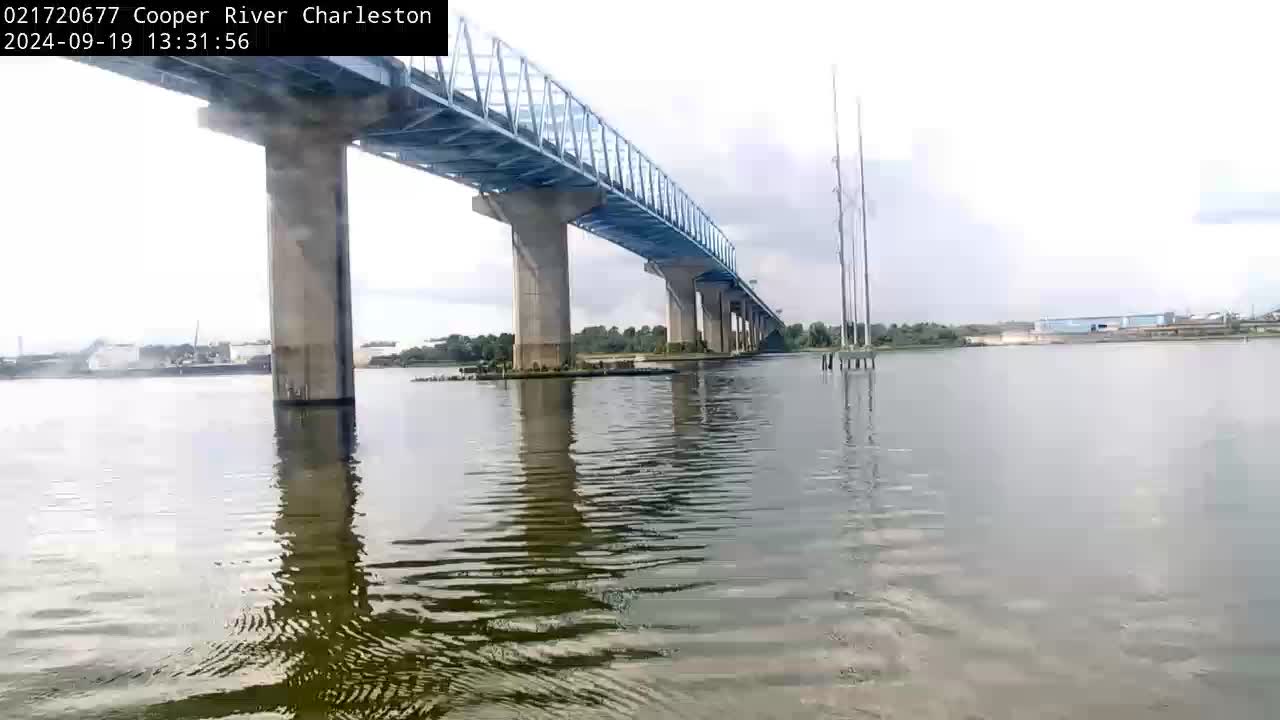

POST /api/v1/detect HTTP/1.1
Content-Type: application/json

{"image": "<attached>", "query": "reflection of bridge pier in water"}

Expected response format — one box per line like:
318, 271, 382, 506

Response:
134, 405, 372, 719
511, 378, 590, 557
271, 405, 368, 618
128, 383, 663, 719
669, 370, 705, 432
265, 405, 372, 718
141, 381, 746, 719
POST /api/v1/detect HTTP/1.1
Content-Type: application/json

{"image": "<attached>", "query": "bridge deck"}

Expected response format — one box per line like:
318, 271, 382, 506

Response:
76, 19, 776, 321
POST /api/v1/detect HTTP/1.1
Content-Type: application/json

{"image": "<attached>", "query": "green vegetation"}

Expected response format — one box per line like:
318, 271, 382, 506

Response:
392, 333, 516, 366
874, 322, 961, 347
574, 325, 667, 354
385, 319, 988, 365
382, 325, 670, 368
779, 321, 977, 351
779, 322, 845, 350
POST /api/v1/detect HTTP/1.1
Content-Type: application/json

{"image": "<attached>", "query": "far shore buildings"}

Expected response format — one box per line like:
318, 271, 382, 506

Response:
354, 341, 400, 367
964, 330, 1038, 346
228, 341, 271, 363
1033, 312, 1175, 335
86, 343, 141, 371
965, 312, 1180, 346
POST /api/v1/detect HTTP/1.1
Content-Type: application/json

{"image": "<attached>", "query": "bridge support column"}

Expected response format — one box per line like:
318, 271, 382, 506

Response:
264, 128, 355, 405
728, 293, 746, 353
473, 188, 605, 370
732, 298, 742, 351
697, 280, 730, 353
646, 261, 704, 353
200, 98, 394, 405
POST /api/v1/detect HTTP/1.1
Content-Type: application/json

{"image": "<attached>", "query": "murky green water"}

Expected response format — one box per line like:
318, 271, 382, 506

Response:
3, 343, 1280, 718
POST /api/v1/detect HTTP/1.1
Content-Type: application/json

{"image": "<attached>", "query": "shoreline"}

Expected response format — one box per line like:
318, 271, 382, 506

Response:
2, 364, 270, 380
413, 367, 678, 382
793, 331, 1279, 354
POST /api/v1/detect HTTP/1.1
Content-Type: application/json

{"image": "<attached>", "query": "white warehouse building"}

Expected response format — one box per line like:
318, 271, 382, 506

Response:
229, 342, 271, 363
87, 343, 140, 371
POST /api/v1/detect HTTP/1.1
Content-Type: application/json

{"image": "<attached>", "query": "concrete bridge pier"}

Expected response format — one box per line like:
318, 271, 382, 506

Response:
728, 294, 748, 352
200, 97, 393, 406
646, 261, 704, 352
732, 299, 742, 351
726, 287, 741, 354
473, 189, 605, 370
729, 300, 740, 352
697, 280, 731, 353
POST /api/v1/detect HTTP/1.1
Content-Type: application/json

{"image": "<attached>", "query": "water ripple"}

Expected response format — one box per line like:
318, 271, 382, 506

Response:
5, 354, 1280, 718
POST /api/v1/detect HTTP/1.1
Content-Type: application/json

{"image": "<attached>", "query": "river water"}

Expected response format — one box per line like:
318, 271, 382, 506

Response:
3, 342, 1279, 718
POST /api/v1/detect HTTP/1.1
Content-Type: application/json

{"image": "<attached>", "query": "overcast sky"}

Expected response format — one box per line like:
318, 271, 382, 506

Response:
3, 0, 1279, 354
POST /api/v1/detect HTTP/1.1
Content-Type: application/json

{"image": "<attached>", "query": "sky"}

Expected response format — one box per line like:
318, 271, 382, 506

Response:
3, 0, 1280, 355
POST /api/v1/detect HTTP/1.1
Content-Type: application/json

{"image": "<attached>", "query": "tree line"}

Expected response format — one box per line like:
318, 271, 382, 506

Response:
779, 321, 1041, 350
374, 319, 1015, 366
778, 321, 968, 350
383, 325, 670, 366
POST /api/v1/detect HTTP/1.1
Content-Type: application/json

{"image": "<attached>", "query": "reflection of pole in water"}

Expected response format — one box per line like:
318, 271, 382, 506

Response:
842, 367, 855, 449
840, 370, 879, 484
866, 370, 879, 487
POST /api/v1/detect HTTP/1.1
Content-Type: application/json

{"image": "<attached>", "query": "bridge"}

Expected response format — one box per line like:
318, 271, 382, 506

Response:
74, 16, 782, 405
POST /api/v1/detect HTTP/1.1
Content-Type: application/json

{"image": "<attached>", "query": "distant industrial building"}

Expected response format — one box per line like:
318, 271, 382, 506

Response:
1034, 312, 1174, 335
87, 343, 140, 370
228, 342, 271, 363
964, 330, 1038, 346
354, 341, 400, 367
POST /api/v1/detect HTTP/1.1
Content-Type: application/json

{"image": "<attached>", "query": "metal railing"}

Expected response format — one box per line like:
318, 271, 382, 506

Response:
401, 15, 738, 275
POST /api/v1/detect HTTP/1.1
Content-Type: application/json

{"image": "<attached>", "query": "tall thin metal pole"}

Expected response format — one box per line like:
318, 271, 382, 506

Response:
849, 212, 861, 346
856, 96, 872, 349
832, 66, 851, 349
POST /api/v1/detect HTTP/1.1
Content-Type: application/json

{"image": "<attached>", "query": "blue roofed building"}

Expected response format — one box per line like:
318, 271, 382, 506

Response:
1034, 312, 1175, 335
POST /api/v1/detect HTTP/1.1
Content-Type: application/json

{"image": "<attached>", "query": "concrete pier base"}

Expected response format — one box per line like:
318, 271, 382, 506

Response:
474, 188, 605, 370
697, 280, 730, 353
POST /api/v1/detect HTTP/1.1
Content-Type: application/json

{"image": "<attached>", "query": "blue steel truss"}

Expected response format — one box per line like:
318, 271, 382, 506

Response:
72, 15, 778, 323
